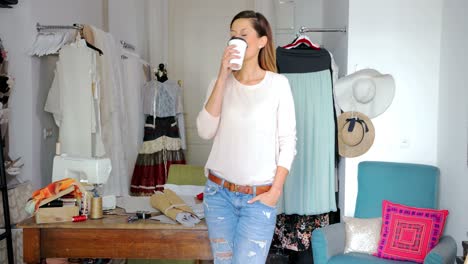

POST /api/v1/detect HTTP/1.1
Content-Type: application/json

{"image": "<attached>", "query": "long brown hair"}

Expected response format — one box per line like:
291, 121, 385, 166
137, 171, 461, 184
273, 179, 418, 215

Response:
230, 11, 277, 73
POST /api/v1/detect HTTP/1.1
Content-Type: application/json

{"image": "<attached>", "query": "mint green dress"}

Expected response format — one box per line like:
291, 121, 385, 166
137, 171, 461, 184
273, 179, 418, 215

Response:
279, 70, 337, 215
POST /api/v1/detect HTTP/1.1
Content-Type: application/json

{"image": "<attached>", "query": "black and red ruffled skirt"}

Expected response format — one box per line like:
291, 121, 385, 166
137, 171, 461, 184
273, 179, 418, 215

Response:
130, 116, 186, 196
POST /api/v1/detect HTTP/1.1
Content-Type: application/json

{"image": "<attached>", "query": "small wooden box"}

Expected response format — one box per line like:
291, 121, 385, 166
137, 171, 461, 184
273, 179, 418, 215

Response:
35, 206, 79, 224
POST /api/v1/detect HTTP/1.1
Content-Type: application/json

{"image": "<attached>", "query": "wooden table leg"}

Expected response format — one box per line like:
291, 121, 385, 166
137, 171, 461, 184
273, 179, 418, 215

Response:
23, 228, 40, 264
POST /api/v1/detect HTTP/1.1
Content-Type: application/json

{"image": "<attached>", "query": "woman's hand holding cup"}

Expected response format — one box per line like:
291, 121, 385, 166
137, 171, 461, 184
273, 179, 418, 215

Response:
218, 45, 240, 80
219, 37, 247, 80
227, 37, 247, 71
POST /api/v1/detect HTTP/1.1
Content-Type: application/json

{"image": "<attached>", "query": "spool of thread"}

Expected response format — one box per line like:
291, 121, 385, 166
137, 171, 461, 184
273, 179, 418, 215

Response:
55, 142, 61, 155
90, 196, 103, 219
136, 210, 152, 219
72, 215, 87, 222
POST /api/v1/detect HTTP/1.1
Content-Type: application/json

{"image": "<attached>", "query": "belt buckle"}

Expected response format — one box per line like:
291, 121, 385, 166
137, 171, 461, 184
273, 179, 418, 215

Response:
227, 182, 239, 192
230, 183, 239, 192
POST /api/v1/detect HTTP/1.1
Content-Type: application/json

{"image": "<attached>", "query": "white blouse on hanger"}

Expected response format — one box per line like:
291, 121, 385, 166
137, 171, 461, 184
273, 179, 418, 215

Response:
44, 39, 105, 158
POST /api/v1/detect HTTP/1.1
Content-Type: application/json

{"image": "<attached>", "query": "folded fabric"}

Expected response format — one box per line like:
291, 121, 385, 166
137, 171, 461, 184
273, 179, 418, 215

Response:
191, 203, 204, 219
25, 178, 85, 214
175, 212, 201, 227
150, 189, 200, 227
116, 196, 159, 213
161, 184, 204, 218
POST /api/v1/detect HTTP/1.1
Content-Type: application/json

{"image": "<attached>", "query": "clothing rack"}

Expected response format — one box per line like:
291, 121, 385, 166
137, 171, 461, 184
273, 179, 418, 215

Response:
36, 23, 83, 32
299, 26, 347, 34
0, 137, 14, 263
120, 40, 135, 51
0, 35, 13, 264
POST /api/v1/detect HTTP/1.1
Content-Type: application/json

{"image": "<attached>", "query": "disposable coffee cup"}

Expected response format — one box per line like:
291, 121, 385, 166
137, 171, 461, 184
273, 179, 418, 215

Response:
228, 37, 247, 71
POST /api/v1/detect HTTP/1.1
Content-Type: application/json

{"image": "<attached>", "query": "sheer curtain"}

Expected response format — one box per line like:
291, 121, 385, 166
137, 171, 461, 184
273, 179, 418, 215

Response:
146, 0, 169, 66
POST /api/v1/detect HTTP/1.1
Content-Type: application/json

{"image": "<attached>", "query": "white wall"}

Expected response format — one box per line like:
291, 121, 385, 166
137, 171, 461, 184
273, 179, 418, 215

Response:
345, 0, 443, 216
322, 0, 348, 77
0, 0, 104, 189
275, 0, 324, 47
438, 0, 468, 255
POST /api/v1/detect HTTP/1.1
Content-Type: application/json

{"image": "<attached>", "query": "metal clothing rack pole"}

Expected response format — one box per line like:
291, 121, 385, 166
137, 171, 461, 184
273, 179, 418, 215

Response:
299, 26, 347, 34
36, 22, 83, 32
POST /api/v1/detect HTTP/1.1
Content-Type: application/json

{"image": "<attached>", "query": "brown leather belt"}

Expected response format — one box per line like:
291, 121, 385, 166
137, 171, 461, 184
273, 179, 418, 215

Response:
208, 173, 271, 195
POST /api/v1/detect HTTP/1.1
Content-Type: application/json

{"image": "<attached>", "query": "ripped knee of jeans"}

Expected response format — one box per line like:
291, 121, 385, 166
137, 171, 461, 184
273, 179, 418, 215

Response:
210, 238, 233, 261
247, 239, 269, 257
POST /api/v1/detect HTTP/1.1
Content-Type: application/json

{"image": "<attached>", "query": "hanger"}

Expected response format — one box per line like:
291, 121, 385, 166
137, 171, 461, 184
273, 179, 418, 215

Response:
76, 24, 103, 56
85, 41, 103, 56
282, 33, 320, 50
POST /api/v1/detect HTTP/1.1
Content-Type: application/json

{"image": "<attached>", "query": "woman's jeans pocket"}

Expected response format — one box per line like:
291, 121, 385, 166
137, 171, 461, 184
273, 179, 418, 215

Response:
204, 179, 219, 196
257, 200, 277, 210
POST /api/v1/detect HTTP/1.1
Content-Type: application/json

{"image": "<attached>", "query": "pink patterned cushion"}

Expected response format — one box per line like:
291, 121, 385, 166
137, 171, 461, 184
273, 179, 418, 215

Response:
374, 200, 448, 263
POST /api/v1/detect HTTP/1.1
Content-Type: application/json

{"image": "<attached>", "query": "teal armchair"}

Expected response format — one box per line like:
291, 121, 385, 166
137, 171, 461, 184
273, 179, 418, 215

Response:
312, 161, 457, 264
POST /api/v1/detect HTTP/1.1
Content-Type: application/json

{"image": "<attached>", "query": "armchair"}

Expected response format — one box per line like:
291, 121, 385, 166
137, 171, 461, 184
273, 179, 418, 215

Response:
312, 161, 457, 264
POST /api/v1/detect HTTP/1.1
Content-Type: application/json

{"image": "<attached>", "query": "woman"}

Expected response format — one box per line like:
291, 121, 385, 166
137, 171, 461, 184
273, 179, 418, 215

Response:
197, 10, 296, 263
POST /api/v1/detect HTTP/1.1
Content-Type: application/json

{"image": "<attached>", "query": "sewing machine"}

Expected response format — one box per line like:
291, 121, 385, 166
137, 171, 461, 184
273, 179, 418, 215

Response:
51, 155, 112, 185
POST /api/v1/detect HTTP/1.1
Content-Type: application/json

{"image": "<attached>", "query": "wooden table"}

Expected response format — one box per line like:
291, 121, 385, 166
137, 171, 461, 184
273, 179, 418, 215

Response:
18, 212, 212, 264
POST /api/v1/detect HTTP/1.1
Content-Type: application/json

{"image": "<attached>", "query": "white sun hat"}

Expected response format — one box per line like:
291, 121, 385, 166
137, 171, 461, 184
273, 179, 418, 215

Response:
335, 69, 395, 119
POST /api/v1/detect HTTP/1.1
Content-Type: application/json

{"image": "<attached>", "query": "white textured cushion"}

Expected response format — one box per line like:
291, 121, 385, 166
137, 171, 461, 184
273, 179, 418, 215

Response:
0, 181, 33, 227
343, 216, 382, 254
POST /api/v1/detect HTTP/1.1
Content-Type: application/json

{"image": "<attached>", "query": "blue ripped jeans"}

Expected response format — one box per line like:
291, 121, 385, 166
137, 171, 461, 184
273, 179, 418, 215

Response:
203, 179, 277, 264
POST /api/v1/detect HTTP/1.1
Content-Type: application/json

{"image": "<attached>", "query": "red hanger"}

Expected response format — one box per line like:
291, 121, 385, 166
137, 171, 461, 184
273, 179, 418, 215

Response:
282, 34, 320, 50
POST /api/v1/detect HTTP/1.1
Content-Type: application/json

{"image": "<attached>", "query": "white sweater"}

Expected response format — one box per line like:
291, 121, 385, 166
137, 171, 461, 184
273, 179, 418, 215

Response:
197, 71, 297, 186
